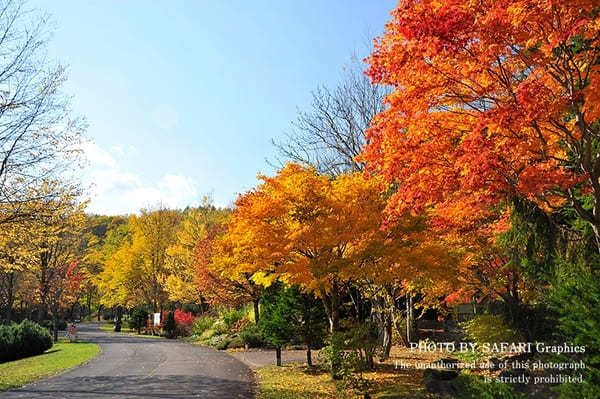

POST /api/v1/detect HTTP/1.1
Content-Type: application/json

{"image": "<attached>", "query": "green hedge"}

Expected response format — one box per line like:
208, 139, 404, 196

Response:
0, 320, 53, 363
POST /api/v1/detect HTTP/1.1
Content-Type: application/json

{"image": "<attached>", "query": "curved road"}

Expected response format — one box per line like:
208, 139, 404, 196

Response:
1, 323, 254, 399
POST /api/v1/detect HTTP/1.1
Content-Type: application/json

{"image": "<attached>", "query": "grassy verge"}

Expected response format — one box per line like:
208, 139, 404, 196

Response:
0, 339, 100, 391
99, 323, 162, 339
256, 363, 436, 399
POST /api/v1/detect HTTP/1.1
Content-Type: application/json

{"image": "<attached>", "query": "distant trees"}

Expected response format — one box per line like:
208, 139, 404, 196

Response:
0, 192, 88, 340
165, 203, 226, 305
98, 207, 180, 312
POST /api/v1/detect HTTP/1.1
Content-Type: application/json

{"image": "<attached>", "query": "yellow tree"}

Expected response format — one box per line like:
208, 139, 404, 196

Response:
165, 203, 227, 305
98, 207, 180, 312
82, 215, 129, 319
27, 196, 87, 341
0, 217, 38, 322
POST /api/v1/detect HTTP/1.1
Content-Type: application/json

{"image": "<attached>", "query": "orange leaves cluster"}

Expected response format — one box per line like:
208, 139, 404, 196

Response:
194, 218, 260, 307
361, 0, 600, 232
217, 164, 460, 302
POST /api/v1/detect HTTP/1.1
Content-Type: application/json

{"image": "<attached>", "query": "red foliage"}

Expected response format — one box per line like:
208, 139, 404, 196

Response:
361, 0, 600, 236
174, 309, 195, 326
173, 309, 195, 336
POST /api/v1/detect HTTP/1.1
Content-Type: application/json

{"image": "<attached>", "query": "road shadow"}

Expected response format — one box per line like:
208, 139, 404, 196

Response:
1, 374, 254, 399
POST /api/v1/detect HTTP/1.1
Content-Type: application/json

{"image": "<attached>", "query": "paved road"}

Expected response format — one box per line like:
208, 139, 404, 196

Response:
1, 323, 254, 399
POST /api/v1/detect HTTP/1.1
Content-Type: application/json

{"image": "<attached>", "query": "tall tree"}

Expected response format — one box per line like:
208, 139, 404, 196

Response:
360, 0, 600, 246
0, 0, 84, 225
165, 203, 226, 305
29, 197, 86, 341
220, 164, 453, 334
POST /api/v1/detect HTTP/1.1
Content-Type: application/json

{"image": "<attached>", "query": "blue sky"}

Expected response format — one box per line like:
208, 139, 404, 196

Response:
32, 1, 395, 215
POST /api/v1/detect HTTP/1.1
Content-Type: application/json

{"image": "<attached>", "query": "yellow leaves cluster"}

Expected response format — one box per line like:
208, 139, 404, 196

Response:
97, 208, 180, 310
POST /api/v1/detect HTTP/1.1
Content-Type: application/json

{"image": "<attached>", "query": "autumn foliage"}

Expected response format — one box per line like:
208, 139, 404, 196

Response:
173, 309, 195, 335
361, 0, 600, 237
215, 164, 459, 333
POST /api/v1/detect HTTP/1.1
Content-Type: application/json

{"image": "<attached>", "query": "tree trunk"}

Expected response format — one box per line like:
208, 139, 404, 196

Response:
276, 346, 282, 367
306, 345, 312, 367
382, 311, 393, 359
591, 224, 600, 254
87, 291, 92, 319
114, 306, 122, 332
321, 284, 340, 333
406, 293, 413, 345
366, 351, 374, 370
52, 305, 59, 342
5, 272, 14, 323
38, 301, 47, 323
253, 298, 260, 325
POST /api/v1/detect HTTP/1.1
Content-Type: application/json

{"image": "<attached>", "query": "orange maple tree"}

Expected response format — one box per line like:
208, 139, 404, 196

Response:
361, 0, 600, 241
218, 163, 458, 332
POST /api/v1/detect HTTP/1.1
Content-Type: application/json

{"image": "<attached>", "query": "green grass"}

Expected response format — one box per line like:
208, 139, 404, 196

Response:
99, 322, 132, 333
0, 340, 100, 390
256, 363, 436, 399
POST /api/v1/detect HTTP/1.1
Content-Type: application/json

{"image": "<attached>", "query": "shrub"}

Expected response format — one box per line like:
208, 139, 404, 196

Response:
227, 336, 245, 349
319, 332, 346, 379
174, 309, 195, 336
211, 319, 228, 334
239, 324, 263, 348
163, 311, 177, 338
461, 314, 522, 346
128, 309, 148, 334
550, 262, 600, 398
486, 301, 556, 341
218, 307, 244, 329
192, 316, 216, 336
319, 332, 366, 381
199, 328, 217, 342
209, 334, 230, 350
0, 320, 53, 363
344, 321, 380, 370
452, 372, 524, 399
